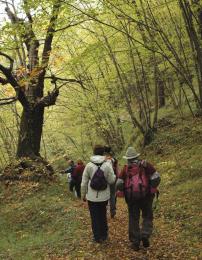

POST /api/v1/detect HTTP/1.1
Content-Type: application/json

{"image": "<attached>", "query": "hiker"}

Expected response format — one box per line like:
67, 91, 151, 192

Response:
117, 146, 160, 251
81, 144, 116, 243
71, 159, 85, 198
64, 159, 76, 192
104, 146, 119, 218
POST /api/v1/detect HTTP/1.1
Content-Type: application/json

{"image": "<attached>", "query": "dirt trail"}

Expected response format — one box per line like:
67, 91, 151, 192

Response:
59, 198, 195, 260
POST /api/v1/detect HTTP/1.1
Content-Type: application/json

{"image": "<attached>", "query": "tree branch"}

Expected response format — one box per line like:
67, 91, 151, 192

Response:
0, 51, 14, 71
0, 96, 18, 106
36, 88, 59, 108
5, 6, 39, 70
45, 75, 86, 89
0, 77, 9, 85
0, 52, 28, 106
41, 1, 62, 69
54, 19, 91, 32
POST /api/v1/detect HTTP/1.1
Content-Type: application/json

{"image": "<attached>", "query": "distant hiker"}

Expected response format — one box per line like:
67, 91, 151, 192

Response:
104, 146, 119, 218
71, 159, 85, 198
64, 159, 76, 192
81, 144, 116, 243
117, 146, 160, 251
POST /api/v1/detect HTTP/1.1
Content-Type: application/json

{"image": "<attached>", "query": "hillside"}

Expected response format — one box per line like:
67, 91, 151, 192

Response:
0, 115, 201, 260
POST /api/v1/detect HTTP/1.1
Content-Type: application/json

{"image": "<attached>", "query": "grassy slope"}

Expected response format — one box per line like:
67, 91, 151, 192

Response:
144, 116, 202, 254
0, 181, 88, 260
0, 116, 202, 259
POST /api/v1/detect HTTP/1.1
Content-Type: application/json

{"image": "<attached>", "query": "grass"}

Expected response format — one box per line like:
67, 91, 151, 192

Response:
144, 115, 202, 255
0, 179, 88, 260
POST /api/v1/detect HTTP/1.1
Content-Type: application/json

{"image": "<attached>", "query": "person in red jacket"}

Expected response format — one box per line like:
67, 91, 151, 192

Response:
71, 159, 85, 198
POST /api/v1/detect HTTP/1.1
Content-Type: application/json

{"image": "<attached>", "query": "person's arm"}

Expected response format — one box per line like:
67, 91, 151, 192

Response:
143, 161, 156, 176
64, 166, 71, 173
115, 165, 127, 191
81, 165, 89, 200
105, 163, 116, 185
144, 161, 160, 188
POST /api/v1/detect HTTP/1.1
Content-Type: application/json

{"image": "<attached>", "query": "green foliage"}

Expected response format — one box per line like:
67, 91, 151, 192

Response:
0, 0, 202, 165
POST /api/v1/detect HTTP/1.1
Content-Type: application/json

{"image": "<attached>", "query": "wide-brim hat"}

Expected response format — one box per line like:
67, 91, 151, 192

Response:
123, 146, 140, 160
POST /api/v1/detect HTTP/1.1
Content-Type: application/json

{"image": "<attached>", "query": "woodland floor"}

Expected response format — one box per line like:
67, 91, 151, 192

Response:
0, 116, 202, 259
0, 179, 201, 260
51, 197, 199, 260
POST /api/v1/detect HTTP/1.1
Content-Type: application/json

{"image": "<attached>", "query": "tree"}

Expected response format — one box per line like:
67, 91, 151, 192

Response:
0, 0, 82, 161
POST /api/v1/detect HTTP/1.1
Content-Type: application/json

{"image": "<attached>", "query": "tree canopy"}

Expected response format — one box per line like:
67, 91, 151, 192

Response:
0, 0, 202, 169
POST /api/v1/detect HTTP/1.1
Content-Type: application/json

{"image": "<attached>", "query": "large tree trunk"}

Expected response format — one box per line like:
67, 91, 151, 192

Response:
17, 106, 44, 158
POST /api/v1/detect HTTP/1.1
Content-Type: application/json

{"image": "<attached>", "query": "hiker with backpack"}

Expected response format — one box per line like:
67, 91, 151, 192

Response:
104, 146, 119, 218
81, 144, 116, 243
117, 146, 160, 251
71, 159, 85, 198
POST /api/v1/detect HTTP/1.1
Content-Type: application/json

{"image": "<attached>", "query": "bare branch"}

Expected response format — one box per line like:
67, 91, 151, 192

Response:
45, 75, 87, 90
0, 51, 14, 71
36, 88, 59, 108
0, 96, 18, 106
0, 76, 9, 85
0, 52, 28, 107
5, 6, 39, 70
54, 19, 91, 32
42, 1, 62, 69
23, 0, 33, 23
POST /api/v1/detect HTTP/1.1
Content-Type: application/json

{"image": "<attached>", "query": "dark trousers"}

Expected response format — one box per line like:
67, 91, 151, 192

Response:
69, 180, 81, 198
69, 179, 75, 192
75, 183, 81, 198
127, 194, 154, 244
110, 183, 117, 216
88, 200, 108, 241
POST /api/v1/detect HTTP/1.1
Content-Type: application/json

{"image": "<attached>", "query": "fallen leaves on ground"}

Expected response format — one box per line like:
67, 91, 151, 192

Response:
48, 199, 197, 260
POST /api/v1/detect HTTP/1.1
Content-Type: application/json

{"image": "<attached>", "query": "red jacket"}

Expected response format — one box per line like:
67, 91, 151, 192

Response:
71, 164, 85, 183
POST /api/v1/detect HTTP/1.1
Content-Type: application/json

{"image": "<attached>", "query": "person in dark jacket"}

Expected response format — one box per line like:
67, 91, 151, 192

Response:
71, 159, 85, 198
118, 146, 160, 251
64, 159, 75, 192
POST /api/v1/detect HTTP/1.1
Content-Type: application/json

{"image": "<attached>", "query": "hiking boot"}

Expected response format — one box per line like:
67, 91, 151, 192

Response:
142, 237, 150, 248
131, 243, 140, 251
110, 211, 116, 218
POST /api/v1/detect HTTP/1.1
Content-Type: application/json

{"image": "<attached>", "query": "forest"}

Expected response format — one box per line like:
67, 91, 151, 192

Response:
0, 0, 202, 259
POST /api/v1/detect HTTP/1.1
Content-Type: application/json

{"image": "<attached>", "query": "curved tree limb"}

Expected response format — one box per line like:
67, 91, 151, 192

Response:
0, 51, 14, 71
36, 88, 59, 108
0, 77, 9, 85
0, 96, 18, 106
0, 52, 28, 106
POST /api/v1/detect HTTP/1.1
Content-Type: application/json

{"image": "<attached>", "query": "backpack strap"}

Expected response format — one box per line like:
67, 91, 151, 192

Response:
90, 162, 105, 198
91, 162, 104, 167
89, 162, 104, 179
